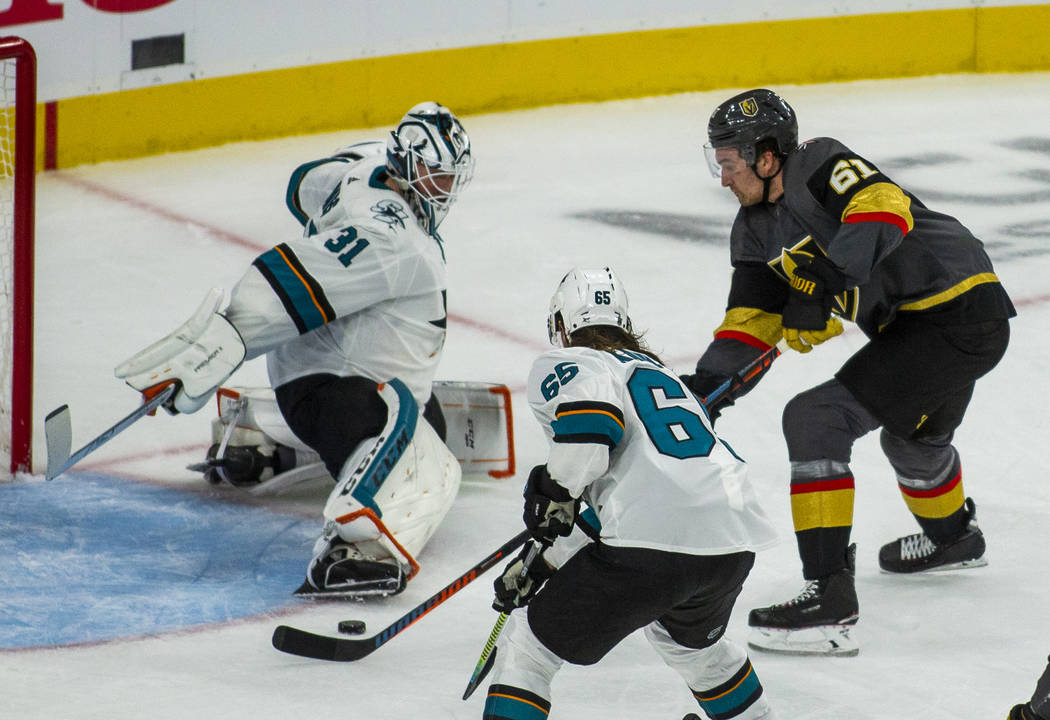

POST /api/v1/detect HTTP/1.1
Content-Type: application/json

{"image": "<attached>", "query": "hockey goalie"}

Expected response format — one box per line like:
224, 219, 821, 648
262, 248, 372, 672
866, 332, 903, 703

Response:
114, 102, 498, 597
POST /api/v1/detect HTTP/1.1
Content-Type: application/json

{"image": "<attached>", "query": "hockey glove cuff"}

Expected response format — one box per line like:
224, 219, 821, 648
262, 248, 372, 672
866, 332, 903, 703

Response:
492, 544, 554, 613
783, 317, 844, 354
523, 464, 579, 544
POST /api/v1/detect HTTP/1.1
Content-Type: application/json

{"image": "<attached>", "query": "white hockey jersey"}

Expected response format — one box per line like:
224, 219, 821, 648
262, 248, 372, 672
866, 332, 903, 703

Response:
526, 346, 777, 556
223, 145, 448, 406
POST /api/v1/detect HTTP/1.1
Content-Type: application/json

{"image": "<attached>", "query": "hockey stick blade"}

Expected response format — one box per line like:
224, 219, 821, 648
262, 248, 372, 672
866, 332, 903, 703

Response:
272, 529, 530, 662
44, 405, 73, 480
45, 384, 177, 481
462, 646, 497, 700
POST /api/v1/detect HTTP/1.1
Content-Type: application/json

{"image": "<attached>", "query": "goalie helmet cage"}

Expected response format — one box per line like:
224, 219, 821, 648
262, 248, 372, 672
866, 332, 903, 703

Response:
0, 36, 35, 475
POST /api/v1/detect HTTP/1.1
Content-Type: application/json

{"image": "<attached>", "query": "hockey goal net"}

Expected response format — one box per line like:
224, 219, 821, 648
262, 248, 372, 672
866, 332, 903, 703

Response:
0, 37, 35, 476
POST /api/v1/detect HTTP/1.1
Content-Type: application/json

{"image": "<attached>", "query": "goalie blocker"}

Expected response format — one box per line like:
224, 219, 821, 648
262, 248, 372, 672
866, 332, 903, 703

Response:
192, 379, 515, 597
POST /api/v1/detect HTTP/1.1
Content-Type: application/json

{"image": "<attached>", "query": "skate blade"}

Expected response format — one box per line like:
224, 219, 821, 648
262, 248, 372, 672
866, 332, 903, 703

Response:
879, 556, 988, 575
747, 621, 859, 657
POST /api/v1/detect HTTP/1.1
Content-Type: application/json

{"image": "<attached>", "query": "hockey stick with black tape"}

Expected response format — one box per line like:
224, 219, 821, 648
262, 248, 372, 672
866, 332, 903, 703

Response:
271, 529, 530, 662
44, 382, 177, 481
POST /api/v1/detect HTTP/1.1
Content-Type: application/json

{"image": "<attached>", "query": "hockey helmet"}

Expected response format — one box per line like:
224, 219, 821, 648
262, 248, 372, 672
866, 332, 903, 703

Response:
547, 267, 632, 347
703, 88, 797, 177
387, 102, 474, 233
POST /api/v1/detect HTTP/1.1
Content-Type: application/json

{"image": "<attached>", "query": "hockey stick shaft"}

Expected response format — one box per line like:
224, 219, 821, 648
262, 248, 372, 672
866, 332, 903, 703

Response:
272, 529, 531, 662
701, 340, 785, 409
45, 383, 177, 481
461, 541, 543, 700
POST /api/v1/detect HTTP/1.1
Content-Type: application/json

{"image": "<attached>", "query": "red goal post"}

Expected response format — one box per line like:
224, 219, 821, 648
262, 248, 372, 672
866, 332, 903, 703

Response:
0, 36, 35, 475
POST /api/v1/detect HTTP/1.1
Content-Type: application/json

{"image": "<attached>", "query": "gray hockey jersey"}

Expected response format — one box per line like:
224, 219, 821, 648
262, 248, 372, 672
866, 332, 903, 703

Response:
728, 136, 1015, 338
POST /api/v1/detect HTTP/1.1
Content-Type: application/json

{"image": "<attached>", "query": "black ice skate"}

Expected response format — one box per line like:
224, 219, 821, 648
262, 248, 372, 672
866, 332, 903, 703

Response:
878, 497, 987, 574
1009, 703, 1047, 720
193, 443, 297, 487
747, 544, 859, 657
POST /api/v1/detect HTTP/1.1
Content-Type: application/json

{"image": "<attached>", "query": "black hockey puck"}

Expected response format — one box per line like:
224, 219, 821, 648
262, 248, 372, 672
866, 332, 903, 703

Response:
337, 619, 366, 635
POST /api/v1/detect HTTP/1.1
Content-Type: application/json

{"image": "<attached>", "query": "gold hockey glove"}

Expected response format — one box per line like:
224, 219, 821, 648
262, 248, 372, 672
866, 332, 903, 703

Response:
783, 317, 844, 354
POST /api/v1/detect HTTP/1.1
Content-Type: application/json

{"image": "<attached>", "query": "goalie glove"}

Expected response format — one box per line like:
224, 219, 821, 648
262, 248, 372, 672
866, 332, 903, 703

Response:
523, 464, 578, 544
114, 288, 246, 414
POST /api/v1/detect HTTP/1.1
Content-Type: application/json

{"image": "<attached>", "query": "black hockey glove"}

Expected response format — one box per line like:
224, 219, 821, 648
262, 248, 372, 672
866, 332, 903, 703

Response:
492, 543, 554, 613
680, 369, 739, 422
781, 250, 846, 331
523, 464, 578, 544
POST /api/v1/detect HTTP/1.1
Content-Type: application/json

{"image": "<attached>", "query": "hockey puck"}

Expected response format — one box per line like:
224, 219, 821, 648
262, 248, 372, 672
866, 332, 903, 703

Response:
337, 619, 366, 635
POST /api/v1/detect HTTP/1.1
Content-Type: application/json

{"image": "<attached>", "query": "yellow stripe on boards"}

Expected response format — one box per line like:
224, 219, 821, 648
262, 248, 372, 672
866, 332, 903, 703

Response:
46, 4, 1050, 168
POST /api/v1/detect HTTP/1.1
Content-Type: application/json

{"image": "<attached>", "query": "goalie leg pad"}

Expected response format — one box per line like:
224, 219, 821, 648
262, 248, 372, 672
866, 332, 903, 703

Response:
306, 379, 461, 595
432, 381, 515, 479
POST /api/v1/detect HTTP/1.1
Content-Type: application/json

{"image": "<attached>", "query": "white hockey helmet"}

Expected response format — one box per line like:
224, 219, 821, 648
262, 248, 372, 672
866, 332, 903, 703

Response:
547, 267, 632, 347
386, 102, 474, 233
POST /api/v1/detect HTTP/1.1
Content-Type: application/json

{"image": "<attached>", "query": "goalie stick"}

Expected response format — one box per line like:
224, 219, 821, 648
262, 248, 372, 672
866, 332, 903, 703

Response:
271, 529, 530, 661
44, 383, 177, 481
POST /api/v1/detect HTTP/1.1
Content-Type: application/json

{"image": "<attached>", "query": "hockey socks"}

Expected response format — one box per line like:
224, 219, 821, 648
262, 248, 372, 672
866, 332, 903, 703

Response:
691, 657, 765, 720
482, 684, 551, 720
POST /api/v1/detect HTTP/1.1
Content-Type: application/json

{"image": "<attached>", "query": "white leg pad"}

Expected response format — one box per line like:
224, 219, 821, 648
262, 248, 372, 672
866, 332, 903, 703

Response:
319, 379, 461, 579
212, 381, 514, 480
431, 380, 515, 478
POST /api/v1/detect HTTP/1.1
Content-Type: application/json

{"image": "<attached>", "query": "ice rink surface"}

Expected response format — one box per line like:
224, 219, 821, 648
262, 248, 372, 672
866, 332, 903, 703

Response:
6, 72, 1050, 718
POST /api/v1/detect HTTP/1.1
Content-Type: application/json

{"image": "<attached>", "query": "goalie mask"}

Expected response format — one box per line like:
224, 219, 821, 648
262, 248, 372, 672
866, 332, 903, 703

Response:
387, 102, 475, 233
547, 267, 632, 347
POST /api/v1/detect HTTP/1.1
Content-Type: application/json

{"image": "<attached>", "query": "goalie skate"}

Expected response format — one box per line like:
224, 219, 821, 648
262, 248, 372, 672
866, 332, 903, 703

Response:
294, 540, 406, 598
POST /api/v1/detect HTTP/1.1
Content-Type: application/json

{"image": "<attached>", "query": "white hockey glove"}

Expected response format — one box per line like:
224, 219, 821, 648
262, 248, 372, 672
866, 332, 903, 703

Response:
114, 288, 246, 415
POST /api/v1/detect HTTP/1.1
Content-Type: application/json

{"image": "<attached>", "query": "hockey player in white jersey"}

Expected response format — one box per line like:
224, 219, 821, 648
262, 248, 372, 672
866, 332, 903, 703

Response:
482, 267, 779, 720
113, 102, 474, 597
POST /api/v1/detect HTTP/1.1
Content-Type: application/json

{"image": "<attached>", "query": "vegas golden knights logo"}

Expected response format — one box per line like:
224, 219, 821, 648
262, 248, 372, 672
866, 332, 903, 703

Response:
739, 98, 759, 117
768, 236, 860, 321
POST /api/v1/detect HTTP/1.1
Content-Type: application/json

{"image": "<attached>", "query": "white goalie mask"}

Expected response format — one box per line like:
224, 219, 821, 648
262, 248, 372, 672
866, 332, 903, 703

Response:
547, 267, 632, 347
386, 102, 475, 233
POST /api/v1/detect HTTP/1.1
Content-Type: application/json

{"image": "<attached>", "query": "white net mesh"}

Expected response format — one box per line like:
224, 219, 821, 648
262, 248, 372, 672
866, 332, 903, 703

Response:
0, 56, 15, 475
